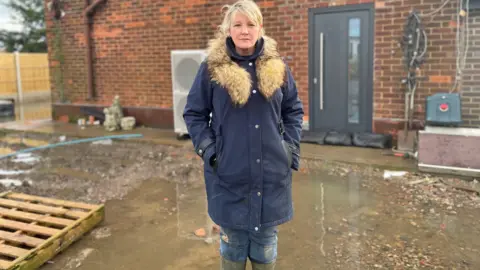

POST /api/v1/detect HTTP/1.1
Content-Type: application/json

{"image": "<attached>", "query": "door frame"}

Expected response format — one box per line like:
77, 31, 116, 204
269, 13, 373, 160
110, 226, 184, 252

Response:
308, 3, 375, 133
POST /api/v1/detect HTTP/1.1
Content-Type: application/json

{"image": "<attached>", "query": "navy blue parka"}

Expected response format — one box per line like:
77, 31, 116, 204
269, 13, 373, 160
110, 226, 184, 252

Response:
183, 34, 304, 232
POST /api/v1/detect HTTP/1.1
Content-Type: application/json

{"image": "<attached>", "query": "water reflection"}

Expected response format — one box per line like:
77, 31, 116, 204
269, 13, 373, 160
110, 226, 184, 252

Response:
277, 166, 480, 269
0, 97, 51, 123
0, 53, 52, 124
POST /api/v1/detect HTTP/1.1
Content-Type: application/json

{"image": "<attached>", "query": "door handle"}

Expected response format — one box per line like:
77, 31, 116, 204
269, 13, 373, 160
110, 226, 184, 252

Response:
320, 32, 324, 111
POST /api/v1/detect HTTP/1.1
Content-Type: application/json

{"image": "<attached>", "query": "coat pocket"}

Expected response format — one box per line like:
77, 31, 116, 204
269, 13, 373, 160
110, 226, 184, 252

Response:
281, 140, 293, 169
214, 135, 224, 172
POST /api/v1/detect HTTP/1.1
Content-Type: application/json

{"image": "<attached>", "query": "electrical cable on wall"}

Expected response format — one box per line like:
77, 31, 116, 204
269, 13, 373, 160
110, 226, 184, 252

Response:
421, 0, 452, 17
416, 0, 471, 93
398, 0, 471, 133
400, 10, 427, 131
450, 0, 470, 93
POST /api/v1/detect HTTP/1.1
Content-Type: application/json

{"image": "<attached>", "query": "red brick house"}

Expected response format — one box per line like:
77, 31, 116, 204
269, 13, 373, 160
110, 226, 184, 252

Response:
45, 0, 480, 137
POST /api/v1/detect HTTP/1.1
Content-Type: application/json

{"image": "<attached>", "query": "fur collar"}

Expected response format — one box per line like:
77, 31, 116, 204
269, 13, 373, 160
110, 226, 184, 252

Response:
206, 35, 286, 106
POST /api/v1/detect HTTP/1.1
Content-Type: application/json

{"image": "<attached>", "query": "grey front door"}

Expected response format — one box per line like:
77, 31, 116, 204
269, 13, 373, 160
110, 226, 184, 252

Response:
308, 4, 374, 133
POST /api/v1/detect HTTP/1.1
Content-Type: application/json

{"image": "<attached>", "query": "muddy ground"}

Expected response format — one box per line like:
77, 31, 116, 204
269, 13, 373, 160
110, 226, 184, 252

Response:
1, 131, 480, 269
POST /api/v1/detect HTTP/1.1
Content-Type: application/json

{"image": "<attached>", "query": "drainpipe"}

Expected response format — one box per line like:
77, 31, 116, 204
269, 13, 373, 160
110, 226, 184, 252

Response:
83, 0, 107, 100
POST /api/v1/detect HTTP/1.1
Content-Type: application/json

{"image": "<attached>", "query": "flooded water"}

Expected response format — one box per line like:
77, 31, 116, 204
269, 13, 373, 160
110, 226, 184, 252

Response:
39, 167, 480, 270
0, 98, 52, 128
0, 132, 477, 269
16, 100, 52, 122
0, 135, 48, 160
282, 172, 480, 269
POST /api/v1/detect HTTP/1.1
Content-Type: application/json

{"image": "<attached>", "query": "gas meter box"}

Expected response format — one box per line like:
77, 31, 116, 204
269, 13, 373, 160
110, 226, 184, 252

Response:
425, 93, 462, 127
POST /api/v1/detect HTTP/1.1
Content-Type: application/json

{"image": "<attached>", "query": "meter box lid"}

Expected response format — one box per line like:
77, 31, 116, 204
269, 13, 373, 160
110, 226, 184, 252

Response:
425, 93, 462, 126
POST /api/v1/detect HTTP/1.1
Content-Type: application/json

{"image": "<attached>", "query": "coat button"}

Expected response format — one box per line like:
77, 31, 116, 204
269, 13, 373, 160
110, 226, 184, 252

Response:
256, 159, 260, 163
252, 90, 257, 94
249, 62, 253, 66
255, 125, 259, 129
254, 227, 259, 231
257, 192, 261, 196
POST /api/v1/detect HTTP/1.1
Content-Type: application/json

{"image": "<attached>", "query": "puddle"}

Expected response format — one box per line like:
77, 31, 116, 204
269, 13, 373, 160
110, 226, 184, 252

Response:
39, 168, 480, 269
0, 169, 30, 175
19, 151, 480, 270
1, 137, 48, 147
0, 147, 14, 155
280, 170, 480, 269
11, 153, 40, 164
0, 179, 32, 187
0, 97, 51, 124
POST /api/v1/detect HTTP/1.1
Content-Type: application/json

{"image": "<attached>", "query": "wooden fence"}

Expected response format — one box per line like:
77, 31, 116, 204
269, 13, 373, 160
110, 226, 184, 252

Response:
0, 52, 52, 122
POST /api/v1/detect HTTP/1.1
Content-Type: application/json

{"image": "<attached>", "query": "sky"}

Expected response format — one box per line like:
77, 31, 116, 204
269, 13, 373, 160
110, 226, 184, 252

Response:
0, 0, 22, 32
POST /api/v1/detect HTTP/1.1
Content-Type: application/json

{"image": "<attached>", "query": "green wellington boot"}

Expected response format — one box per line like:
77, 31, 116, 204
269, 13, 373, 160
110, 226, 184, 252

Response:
220, 257, 247, 270
251, 261, 276, 270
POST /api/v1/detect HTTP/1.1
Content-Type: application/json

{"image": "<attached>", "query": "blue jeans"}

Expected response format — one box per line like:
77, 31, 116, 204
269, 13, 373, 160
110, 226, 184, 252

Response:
220, 226, 278, 264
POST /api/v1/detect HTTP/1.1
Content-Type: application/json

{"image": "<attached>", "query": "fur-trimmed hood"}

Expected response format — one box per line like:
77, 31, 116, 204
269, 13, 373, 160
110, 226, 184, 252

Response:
206, 35, 286, 106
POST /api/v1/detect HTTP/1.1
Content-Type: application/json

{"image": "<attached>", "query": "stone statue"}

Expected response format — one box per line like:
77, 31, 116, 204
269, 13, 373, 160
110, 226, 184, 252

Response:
121, 117, 136, 130
103, 107, 118, 131
111, 95, 123, 120
103, 95, 136, 131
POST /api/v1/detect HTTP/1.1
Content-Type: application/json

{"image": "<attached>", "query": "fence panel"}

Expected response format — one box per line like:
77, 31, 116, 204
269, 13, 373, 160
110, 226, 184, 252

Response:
0, 54, 17, 96
0, 52, 52, 122
19, 53, 51, 94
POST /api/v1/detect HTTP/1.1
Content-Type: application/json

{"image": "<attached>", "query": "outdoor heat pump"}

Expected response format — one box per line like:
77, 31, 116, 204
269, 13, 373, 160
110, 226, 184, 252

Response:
170, 49, 207, 139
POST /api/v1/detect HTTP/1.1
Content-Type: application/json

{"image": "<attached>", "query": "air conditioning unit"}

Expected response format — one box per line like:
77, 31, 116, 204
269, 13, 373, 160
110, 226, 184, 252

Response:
171, 49, 207, 137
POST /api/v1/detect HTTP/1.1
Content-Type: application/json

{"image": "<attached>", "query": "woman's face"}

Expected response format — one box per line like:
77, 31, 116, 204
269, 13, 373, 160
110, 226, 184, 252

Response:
229, 12, 261, 52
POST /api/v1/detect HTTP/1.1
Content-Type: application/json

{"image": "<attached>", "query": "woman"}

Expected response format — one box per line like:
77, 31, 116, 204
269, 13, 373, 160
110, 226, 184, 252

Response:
183, 0, 304, 269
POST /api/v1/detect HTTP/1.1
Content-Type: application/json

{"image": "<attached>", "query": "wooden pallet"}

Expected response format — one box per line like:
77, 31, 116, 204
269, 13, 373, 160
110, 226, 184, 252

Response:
0, 191, 104, 270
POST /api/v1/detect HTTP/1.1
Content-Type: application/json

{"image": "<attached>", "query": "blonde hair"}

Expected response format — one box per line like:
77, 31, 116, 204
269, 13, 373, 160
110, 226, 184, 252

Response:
218, 0, 265, 38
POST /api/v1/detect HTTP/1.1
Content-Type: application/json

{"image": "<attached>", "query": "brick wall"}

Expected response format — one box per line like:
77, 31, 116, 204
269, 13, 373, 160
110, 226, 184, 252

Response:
462, 9, 480, 127
45, 0, 479, 132
46, 0, 224, 107
46, 0, 86, 104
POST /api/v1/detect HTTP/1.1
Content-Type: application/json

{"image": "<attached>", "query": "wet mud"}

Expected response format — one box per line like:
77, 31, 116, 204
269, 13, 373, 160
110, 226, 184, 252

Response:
0, 132, 479, 269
